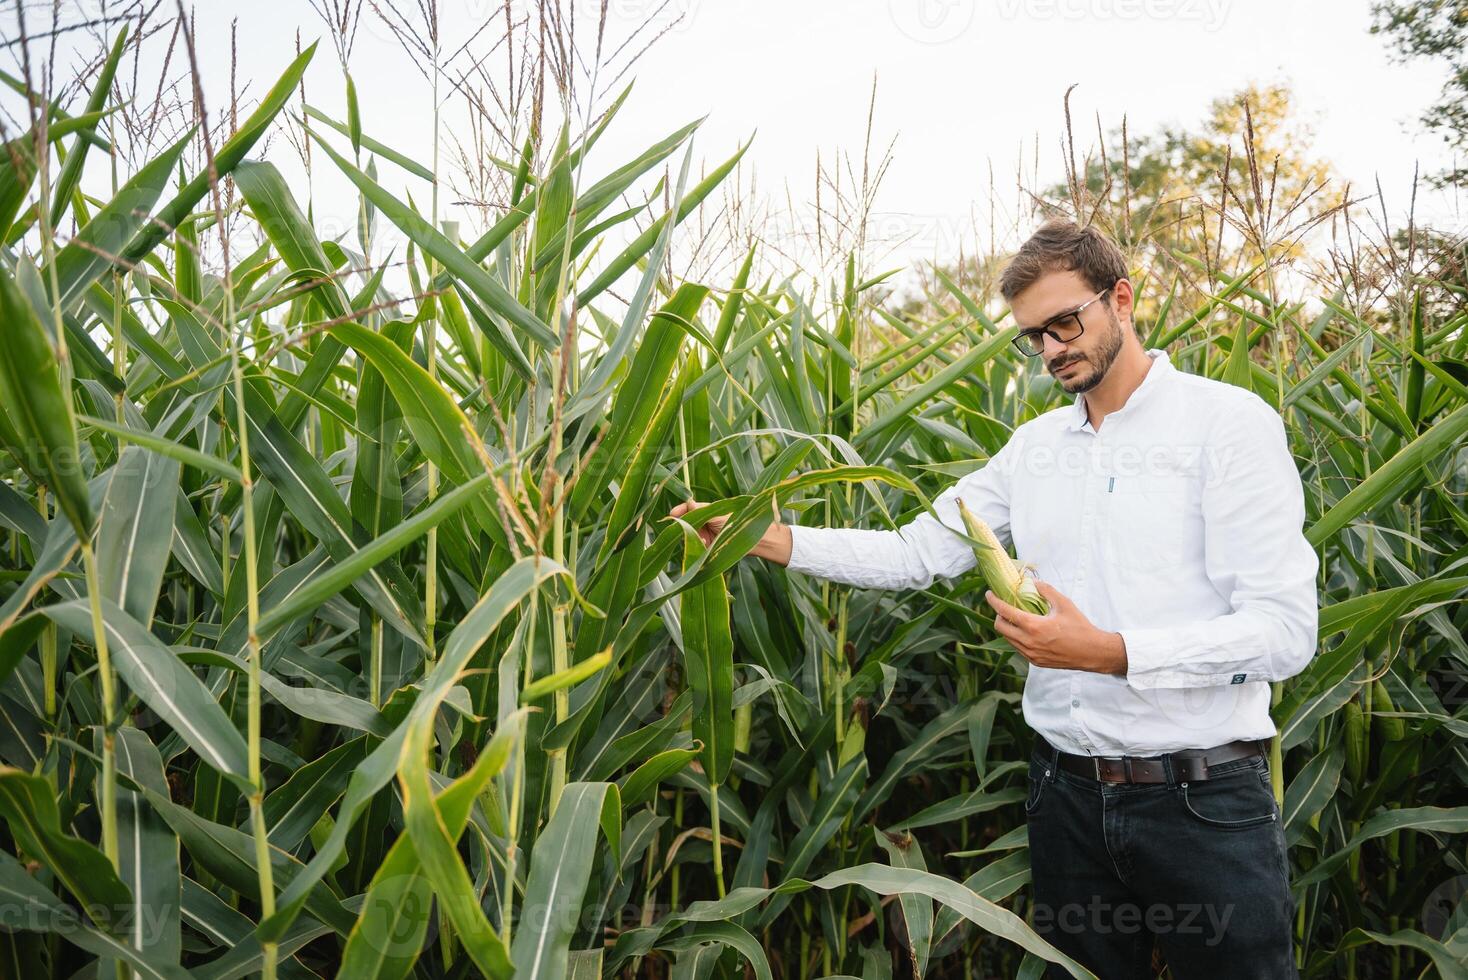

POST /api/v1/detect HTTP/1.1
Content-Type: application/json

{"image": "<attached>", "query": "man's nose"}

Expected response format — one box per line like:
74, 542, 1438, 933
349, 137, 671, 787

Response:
1041, 331, 1069, 359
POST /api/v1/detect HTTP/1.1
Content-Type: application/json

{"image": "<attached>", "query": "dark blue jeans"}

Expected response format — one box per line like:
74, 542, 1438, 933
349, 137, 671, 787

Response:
1026, 740, 1297, 979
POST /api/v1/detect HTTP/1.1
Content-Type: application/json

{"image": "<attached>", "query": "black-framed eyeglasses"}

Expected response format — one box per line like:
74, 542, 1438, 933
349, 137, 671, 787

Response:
1011, 283, 1116, 357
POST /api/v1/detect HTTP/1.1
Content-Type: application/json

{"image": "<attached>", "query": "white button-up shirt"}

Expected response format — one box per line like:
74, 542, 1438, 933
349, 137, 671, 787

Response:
786, 348, 1319, 755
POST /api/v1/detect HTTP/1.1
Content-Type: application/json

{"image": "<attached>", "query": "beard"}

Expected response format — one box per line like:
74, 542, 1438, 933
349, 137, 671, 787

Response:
1050, 307, 1124, 394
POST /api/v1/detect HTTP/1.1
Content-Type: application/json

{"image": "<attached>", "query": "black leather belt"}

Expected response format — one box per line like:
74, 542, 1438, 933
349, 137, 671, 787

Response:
1036, 736, 1269, 784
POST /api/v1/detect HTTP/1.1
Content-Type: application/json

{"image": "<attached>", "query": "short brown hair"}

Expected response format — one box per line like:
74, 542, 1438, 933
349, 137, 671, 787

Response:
999, 218, 1129, 302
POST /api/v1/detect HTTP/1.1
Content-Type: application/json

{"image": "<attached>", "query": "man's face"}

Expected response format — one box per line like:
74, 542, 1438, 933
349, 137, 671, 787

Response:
1010, 270, 1128, 395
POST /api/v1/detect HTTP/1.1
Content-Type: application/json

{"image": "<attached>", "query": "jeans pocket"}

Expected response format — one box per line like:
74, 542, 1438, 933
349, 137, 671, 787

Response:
1025, 755, 1053, 815
1177, 763, 1279, 830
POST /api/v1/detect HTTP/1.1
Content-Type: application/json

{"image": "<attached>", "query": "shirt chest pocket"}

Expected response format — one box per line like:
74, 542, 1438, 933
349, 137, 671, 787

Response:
1105, 473, 1191, 570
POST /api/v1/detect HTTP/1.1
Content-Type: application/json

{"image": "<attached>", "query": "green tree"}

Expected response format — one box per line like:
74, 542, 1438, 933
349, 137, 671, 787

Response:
892, 84, 1343, 324
1046, 82, 1342, 276
1372, 0, 1468, 187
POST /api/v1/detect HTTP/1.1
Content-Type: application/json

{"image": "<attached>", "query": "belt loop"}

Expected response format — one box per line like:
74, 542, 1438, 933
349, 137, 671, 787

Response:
1048, 741, 1060, 783
1162, 752, 1176, 789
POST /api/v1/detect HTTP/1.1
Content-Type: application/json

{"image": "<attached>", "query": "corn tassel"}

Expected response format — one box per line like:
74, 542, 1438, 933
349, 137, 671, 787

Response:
956, 497, 1049, 615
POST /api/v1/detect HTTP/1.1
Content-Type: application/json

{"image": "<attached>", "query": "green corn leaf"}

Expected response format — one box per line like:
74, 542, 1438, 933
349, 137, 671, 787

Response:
95, 446, 180, 626
679, 527, 734, 787
177, 648, 388, 735
0, 506, 81, 637
0, 266, 93, 537
1282, 747, 1343, 846
857, 701, 980, 821
260, 557, 570, 944
254, 471, 495, 640
619, 746, 700, 810
812, 865, 1095, 979
574, 139, 748, 307
658, 922, 772, 980
509, 781, 622, 980
349, 318, 411, 539
570, 283, 706, 524
530, 117, 703, 274
345, 72, 362, 155
932, 851, 1033, 946
41, 599, 251, 786
339, 710, 526, 979
1294, 806, 1468, 888
1328, 928, 1468, 980
0, 767, 132, 926
304, 104, 432, 181
0, 852, 188, 980
48, 25, 129, 226
859, 327, 1017, 445
138, 786, 356, 936
123, 42, 317, 265
1307, 403, 1468, 545
521, 648, 612, 704
875, 829, 934, 978
47, 127, 193, 314
0, 109, 113, 235
114, 727, 182, 966
310, 133, 557, 349
79, 414, 242, 482
261, 737, 367, 850
398, 677, 514, 979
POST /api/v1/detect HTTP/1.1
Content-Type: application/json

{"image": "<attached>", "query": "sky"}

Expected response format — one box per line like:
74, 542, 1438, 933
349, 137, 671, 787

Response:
4, 0, 1462, 295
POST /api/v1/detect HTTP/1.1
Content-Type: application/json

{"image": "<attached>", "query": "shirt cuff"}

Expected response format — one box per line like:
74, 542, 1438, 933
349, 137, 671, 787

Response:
785, 524, 814, 575
1121, 626, 1252, 690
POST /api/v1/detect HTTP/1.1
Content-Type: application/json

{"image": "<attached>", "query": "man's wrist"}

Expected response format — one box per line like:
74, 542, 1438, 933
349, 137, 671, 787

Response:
1097, 630, 1127, 675
753, 522, 793, 566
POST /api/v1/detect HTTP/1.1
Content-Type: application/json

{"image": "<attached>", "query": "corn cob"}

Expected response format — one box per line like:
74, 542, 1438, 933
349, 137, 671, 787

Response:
1373, 679, 1406, 743
733, 701, 752, 753
956, 497, 1049, 615
1344, 699, 1366, 784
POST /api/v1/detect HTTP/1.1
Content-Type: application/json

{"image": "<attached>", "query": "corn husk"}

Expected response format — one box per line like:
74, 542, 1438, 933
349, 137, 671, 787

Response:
1344, 699, 1367, 783
1372, 679, 1406, 743
956, 497, 1049, 615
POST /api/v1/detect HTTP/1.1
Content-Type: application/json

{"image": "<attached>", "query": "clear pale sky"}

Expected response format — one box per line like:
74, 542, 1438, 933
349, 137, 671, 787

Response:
7, 0, 1461, 287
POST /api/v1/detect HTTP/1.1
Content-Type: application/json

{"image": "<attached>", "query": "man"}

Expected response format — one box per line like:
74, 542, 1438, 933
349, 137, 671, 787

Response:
668, 219, 1318, 978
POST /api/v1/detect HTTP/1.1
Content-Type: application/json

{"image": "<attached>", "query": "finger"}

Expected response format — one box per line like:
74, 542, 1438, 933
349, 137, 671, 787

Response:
992, 614, 1023, 644
998, 626, 1034, 660
985, 590, 1035, 634
1034, 579, 1068, 608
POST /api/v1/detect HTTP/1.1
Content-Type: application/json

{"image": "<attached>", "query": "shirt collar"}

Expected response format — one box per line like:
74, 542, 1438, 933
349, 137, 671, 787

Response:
1066, 347, 1174, 432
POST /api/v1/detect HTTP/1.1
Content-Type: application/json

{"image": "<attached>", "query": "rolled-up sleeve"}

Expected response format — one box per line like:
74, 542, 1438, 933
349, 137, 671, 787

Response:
1121, 398, 1319, 689
785, 431, 1020, 591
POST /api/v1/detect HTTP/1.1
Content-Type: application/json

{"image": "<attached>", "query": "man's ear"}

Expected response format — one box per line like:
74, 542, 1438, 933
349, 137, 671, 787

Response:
1111, 277, 1136, 325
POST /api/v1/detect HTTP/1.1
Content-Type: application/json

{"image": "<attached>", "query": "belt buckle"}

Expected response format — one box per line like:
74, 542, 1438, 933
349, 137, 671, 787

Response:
1093, 755, 1131, 783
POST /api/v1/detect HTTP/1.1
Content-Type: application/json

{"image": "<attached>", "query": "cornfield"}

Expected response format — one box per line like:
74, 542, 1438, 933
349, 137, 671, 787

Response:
0, 6, 1466, 980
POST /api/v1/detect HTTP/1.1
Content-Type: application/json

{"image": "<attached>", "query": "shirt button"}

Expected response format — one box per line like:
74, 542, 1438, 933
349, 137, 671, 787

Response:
1071, 699, 1080, 708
